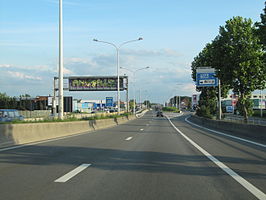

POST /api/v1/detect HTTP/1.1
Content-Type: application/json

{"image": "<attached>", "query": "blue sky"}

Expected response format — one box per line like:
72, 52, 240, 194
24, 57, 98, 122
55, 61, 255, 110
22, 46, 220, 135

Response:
0, 0, 265, 103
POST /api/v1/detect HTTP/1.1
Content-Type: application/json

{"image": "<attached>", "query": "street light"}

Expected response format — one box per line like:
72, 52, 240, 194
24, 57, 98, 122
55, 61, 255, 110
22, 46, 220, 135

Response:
120, 66, 149, 114
93, 38, 143, 114
58, 0, 64, 119
175, 84, 183, 110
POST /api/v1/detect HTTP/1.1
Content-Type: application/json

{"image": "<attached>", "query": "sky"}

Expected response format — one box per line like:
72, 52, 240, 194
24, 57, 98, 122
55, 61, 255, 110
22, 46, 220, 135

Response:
0, 0, 265, 104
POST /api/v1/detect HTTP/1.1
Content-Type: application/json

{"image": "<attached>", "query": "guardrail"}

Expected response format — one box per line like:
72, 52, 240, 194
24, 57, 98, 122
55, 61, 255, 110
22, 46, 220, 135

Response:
223, 114, 266, 126
189, 115, 266, 143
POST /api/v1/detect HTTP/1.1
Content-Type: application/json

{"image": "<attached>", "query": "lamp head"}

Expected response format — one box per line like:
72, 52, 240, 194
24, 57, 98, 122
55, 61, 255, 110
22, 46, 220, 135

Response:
138, 37, 143, 40
93, 39, 98, 42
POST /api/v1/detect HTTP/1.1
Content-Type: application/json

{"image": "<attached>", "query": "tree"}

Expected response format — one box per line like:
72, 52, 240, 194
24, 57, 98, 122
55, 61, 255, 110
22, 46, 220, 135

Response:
256, 2, 266, 49
255, 2, 266, 91
129, 99, 135, 112
216, 17, 265, 122
143, 100, 151, 108
191, 42, 230, 118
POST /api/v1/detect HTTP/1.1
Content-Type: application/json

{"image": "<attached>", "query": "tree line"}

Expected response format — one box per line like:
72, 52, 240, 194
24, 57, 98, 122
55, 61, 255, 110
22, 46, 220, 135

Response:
0, 93, 35, 110
191, 2, 266, 122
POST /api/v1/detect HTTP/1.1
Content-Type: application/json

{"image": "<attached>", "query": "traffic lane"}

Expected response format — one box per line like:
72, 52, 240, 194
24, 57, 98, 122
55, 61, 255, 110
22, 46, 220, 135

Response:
0, 114, 152, 200
69, 114, 256, 200
34, 114, 255, 200
0, 112, 258, 200
169, 114, 266, 195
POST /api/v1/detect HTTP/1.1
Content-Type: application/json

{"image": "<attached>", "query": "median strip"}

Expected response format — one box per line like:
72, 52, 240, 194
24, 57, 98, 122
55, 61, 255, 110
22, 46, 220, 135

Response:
54, 164, 91, 183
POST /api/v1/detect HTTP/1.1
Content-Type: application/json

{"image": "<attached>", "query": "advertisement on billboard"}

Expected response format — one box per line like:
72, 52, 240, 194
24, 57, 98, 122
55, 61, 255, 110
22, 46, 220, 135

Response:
68, 76, 127, 91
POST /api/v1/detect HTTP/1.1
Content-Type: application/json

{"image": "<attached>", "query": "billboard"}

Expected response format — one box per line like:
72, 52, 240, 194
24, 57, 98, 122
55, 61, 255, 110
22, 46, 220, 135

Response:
69, 76, 127, 91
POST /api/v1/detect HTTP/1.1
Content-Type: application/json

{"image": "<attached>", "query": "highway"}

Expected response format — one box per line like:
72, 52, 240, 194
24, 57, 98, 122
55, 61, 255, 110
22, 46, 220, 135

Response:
0, 111, 265, 200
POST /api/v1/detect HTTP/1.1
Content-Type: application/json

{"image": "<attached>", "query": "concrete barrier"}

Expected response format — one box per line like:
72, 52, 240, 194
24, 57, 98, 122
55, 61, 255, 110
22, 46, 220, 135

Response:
189, 115, 266, 142
0, 115, 136, 148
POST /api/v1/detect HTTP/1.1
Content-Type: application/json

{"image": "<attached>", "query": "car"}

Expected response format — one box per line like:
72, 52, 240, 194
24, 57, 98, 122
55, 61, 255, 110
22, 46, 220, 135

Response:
156, 111, 163, 117
0, 109, 24, 122
109, 109, 115, 113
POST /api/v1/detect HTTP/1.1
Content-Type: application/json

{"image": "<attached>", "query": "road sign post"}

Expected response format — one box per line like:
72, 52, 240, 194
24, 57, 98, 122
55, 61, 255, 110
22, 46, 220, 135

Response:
196, 68, 218, 87
196, 67, 221, 120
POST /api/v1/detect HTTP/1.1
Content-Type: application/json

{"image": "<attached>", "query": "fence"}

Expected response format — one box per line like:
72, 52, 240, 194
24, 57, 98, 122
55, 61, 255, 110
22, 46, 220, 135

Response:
223, 114, 266, 126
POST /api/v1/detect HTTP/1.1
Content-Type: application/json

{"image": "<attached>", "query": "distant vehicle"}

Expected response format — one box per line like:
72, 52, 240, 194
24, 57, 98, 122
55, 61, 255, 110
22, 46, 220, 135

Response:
156, 111, 163, 117
109, 109, 115, 113
0, 109, 24, 122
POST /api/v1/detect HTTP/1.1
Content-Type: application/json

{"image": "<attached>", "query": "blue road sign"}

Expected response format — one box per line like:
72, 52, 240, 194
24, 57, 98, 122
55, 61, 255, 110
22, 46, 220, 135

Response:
106, 97, 113, 107
196, 72, 218, 87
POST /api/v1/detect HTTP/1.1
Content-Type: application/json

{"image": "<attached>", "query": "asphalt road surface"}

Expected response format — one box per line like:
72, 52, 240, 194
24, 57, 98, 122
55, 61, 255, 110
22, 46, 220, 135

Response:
0, 111, 265, 200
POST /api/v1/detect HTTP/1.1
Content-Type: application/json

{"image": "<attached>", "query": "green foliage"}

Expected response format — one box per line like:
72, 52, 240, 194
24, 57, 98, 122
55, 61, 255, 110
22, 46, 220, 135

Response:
217, 17, 265, 121
236, 98, 254, 118
0, 93, 17, 109
143, 100, 151, 108
2, 113, 132, 124
129, 99, 135, 111
252, 110, 266, 118
162, 107, 179, 112
256, 2, 266, 49
196, 88, 217, 118
191, 14, 266, 121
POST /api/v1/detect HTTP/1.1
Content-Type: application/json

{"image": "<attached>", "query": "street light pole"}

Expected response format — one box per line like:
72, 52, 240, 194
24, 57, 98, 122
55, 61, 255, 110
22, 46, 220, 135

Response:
120, 66, 149, 115
260, 88, 263, 118
58, 0, 64, 119
93, 38, 143, 114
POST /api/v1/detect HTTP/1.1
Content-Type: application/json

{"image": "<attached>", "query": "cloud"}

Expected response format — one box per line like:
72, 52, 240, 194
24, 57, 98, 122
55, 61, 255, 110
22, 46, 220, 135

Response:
0, 48, 195, 103
121, 48, 182, 57
0, 64, 12, 68
7, 71, 42, 81
63, 68, 74, 75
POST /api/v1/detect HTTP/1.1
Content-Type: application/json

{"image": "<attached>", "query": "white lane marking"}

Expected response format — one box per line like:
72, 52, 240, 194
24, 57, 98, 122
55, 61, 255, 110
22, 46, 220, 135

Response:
125, 137, 133, 141
185, 117, 266, 148
54, 164, 91, 183
167, 116, 266, 200
140, 128, 144, 131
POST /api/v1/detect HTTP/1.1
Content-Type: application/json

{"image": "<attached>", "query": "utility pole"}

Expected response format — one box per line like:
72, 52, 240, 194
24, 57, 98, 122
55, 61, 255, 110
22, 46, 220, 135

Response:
218, 79, 222, 120
58, 0, 64, 119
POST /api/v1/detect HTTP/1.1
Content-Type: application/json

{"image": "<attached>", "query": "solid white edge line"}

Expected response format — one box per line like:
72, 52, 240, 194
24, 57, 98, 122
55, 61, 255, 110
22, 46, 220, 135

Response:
166, 116, 266, 200
125, 137, 133, 141
54, 164, 91, 183
185, 116, 266, 148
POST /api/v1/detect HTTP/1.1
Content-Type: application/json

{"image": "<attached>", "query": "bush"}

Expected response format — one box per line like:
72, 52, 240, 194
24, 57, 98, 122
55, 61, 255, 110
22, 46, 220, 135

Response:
162, 107, 179, 112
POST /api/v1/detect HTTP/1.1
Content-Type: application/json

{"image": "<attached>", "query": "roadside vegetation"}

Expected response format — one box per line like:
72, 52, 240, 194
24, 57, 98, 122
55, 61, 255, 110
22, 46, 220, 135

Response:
252, 110, 266, 118
0, 112, 132, 124
191, 2, 266, 122
162, 107, 180, 112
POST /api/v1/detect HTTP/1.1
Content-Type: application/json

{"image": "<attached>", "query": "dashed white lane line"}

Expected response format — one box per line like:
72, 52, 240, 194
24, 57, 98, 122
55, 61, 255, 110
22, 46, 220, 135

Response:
185, 117, 266, 148
140, 128, 144, 131
54, 164, 91, 183
125, 137, 133, 141
166, 116, 266, 200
